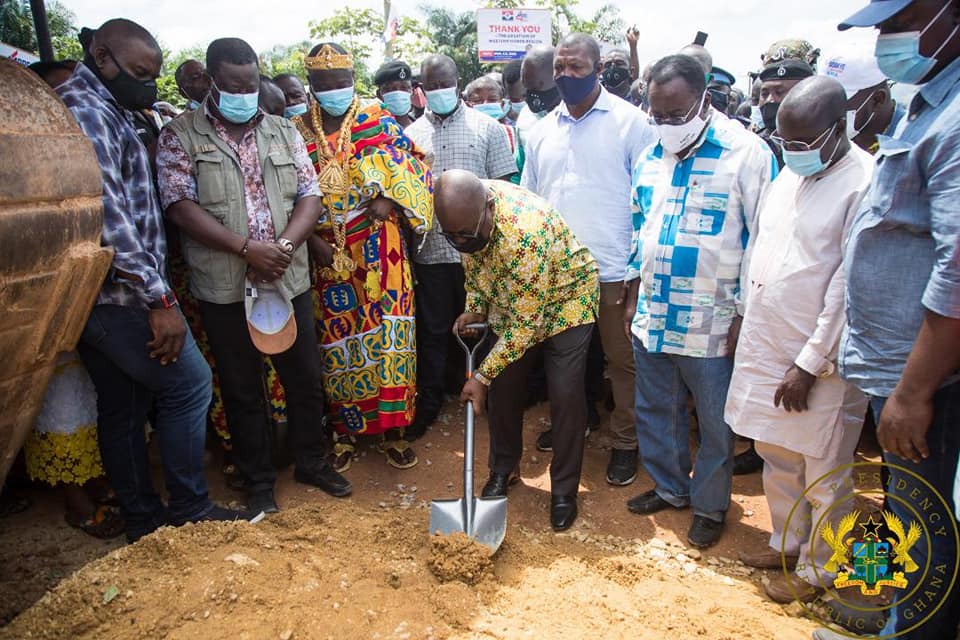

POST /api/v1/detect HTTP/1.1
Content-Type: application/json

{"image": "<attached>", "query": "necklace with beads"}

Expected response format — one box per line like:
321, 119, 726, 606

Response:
295, 98, 360, 280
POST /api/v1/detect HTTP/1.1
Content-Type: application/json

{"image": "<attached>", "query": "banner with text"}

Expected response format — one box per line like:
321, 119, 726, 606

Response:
477, 8, 552, 63
1, 42, 39, 67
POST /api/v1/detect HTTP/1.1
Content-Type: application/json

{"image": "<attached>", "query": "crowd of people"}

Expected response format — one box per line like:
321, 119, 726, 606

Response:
4, 0, 960, 637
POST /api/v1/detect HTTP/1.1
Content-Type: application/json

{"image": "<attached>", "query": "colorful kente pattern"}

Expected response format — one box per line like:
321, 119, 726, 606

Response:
463, 181, 599, 380
304, 101, 433, 435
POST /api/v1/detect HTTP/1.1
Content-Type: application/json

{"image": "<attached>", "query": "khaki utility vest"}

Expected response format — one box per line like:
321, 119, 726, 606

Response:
166, 109, 311, 304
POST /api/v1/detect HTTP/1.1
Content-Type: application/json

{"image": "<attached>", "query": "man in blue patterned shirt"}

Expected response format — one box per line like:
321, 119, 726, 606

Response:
622, 54, 776, 549
59, 19, 249, 542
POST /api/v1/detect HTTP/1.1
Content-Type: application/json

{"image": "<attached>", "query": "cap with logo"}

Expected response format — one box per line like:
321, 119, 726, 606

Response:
244, 279, 296, 355
374, 60, 412, 86
710, 66, 736, 87
762, 38, 821, 68
820, 43, 888, 98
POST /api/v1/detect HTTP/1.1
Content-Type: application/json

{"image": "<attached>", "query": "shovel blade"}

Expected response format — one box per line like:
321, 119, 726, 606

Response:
429, 497, 507, 553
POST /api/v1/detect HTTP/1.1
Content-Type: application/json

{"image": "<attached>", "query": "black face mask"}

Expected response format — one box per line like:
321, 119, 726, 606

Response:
760, 101, 780, 132
446, 233, 489, 254
601, 66, 631, 91
708, 88, 729, 114
525, 86, 562, 114
86, 48, 158, 111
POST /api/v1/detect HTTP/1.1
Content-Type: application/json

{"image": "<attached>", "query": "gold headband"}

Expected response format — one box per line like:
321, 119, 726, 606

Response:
304, 44, 353, 71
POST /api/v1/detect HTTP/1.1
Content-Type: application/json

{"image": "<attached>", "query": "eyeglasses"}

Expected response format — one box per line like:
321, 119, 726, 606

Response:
650, 92, 704, 126
440, 200, 489, 244
771, 120, 839, 152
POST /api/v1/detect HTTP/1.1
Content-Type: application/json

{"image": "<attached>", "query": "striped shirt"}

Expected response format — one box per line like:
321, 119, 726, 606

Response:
56, 63, 170, 308
405, 102, 518, 264
626, 109, 777, 358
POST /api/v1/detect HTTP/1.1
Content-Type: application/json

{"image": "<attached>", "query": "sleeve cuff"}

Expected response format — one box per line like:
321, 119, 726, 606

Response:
795, 344, 834, 378
139, 271, 170, 307
922, 274, 960, 320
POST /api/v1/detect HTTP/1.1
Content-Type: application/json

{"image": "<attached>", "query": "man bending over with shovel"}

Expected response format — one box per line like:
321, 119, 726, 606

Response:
438, 170, 599, 532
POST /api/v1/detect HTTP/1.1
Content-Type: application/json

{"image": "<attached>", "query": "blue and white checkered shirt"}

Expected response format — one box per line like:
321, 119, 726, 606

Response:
57, 63, 170, 309
626, 110, 777, 358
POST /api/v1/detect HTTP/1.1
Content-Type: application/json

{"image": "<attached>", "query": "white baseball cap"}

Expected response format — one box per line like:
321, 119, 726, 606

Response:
820, 43, 887, 99
244, 279, 296, 354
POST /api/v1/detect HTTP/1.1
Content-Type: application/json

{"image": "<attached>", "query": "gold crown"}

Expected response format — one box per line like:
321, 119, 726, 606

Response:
304, 44, 354, 70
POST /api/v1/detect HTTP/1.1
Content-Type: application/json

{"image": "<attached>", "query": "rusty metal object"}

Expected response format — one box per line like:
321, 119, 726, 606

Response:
0, 59, 113, 486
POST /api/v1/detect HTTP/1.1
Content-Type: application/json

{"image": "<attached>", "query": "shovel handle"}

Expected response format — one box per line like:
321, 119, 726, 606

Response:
454, 323, 489, 374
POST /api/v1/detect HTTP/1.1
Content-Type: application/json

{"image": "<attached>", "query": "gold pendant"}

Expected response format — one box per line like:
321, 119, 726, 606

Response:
318, 161, 349, 196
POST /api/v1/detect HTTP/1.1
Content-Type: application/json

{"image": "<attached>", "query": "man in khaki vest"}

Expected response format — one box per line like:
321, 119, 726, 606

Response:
157, 37, 351, 514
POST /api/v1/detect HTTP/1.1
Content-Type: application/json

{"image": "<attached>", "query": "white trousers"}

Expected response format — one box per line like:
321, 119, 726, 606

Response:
755, 391, 866, 586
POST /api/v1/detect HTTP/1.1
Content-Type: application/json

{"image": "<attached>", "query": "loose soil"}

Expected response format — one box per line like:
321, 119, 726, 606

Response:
1, 398, 874, 639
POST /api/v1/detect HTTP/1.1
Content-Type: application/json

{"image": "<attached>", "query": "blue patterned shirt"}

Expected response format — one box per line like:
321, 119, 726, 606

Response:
841, 56, 960, 397
57, 63, 169, 308
626, 110, 777, 357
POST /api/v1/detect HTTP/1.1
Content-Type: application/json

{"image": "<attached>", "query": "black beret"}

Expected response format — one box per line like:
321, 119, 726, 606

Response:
758, 59, 815, 82
374, 60, 412, 85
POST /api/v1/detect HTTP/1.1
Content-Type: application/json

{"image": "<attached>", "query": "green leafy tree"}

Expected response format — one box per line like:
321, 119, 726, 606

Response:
0, 0, 83, 59
418, 6, 493, 86
259, 41, 311, 80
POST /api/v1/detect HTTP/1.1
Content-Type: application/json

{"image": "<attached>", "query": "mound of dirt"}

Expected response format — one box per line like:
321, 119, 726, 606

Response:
1, 500, 820, 640
428, 533, 494, 585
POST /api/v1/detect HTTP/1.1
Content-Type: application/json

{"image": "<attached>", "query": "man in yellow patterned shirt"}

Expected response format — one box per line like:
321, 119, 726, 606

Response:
437, 170, 599, 531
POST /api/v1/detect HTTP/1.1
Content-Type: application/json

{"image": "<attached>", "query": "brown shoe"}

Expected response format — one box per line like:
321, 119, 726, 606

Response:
739, 547, 798, 570
763, 573, 824, 604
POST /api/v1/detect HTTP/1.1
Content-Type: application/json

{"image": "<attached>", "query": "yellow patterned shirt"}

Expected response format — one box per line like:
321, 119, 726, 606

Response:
465, 181, 599, 380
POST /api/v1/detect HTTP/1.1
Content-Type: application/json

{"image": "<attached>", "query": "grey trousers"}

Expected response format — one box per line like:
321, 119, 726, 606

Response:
486, 323, 594, 497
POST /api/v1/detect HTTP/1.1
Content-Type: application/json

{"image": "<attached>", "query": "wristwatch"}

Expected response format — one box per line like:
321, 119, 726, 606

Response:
277, 238, 295, 254
148, 290, 179, 310
473, 371, 492, 387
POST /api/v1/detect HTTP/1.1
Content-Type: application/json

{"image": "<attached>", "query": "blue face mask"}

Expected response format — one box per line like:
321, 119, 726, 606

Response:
425, 87, 459, 115
314, 86, 355, 117
511, 101, 527, 114
782, 122, 841, 177
284, 102, 308, 119
875, 0, 960, 84
555, 71, 598, 106
473, 101, 506, 120
381, 90, 412, 117
187, 99, 201, 111
215, 83, 259, 124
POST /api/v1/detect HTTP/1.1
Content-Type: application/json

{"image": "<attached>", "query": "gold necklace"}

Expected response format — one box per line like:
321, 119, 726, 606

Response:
299, 99, 360, 280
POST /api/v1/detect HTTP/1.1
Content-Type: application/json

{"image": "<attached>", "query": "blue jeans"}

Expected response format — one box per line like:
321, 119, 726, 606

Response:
77, 305, 214, 542
632, 336, 734, 522
873, 380, 960, 639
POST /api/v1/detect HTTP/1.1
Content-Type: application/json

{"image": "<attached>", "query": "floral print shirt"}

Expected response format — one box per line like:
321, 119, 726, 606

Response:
464, 181, 599, 380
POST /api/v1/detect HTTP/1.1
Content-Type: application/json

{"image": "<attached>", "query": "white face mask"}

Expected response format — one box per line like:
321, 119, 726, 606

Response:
846, 90, 877, 139
654, 92, 709, 154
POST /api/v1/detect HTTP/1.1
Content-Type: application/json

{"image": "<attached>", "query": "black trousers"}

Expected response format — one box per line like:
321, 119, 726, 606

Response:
526, 324, 605, 404
200, 291, 328, 493
413, 262, 466, 421
487, 323, 594, 497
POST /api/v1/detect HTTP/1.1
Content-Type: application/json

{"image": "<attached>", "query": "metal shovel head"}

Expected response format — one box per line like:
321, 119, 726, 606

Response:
429, 496, 508, 553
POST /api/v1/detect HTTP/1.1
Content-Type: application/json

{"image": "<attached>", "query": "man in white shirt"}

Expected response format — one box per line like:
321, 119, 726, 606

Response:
725, 76, 872, 604
523, 32, 656, 486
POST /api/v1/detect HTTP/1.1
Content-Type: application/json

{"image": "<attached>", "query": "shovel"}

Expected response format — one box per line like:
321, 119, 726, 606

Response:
428, 323, 507, 553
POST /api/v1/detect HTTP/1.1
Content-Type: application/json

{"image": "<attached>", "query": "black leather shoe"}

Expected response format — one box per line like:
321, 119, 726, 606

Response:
550, 495, 578, 531
247, 489, 279, 514
687, 515, 725, 549
733, 443, 763, 475
626, 489, 687, 515
606, 448, 638, 486
481, 470, 520, 498
535, 429, 553, 452
294, 463, 353, 497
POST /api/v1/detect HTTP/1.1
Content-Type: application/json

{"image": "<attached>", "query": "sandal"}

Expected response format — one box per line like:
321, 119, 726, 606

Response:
327, 435, 356, 473
378, 436, 419, 470
65, 505, 125, 539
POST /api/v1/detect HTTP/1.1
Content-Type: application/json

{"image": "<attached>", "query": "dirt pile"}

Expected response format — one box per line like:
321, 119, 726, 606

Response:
1, 500, 821, 640
428, 533, 494, 585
